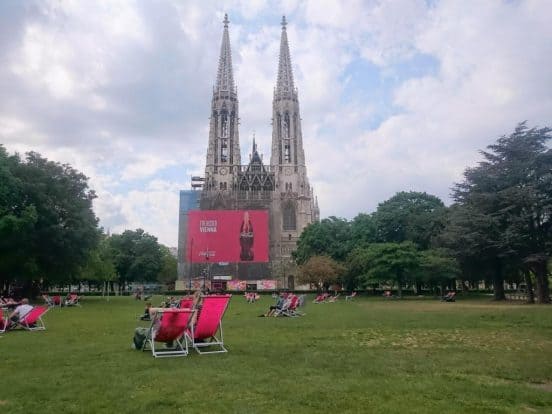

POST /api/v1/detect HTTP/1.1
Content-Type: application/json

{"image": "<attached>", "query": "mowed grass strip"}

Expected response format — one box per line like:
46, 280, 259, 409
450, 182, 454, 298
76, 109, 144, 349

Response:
1, 296, 551, 414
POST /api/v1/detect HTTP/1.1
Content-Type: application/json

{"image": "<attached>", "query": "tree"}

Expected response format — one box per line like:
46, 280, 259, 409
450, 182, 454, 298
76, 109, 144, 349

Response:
418, 248, 461, 294
79, 237, 117, 287
293, 217, 353, 264
297, 256, 346, 291
373, 191, 446, 249
348, 242, 420, 298
451, 123, 552, 303
158, 246, 177, 287
0, 147, 100, 295
109, 229, 163, 289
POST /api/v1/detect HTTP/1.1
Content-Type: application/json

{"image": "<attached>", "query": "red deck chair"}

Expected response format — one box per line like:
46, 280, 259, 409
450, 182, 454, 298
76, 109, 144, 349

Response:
0, 311, 7, 334
17, 306, 49, 331
142, 308, 195, 358
65, 293, 81, 307
281, 295, 303, 317
179, 297, 193, 309
186, 294, 231, 354
53, 295, 62, 307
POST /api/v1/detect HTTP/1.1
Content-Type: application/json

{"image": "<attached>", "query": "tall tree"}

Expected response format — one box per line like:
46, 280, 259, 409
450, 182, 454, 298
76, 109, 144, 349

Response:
109, 229, 163, 289
373, 191, 446, 249
0, 148, 99, 294
293, 217, 352, 264
452, 123, 552, 303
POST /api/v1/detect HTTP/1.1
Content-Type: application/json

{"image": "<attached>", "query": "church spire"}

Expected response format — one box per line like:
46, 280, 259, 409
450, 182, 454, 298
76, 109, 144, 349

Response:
215, 13, 235, 94
203, 13, 240, 190
275, 15, 295, 99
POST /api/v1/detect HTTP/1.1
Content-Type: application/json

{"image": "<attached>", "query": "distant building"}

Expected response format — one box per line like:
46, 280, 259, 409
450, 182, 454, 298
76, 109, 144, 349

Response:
176, 15, 319, 291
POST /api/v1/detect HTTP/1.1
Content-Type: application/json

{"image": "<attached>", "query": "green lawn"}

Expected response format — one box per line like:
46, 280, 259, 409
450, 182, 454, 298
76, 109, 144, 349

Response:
1, 295, 551, 413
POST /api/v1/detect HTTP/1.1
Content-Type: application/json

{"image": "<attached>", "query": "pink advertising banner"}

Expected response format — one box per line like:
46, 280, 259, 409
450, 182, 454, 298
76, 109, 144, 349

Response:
187, 210, 269, 263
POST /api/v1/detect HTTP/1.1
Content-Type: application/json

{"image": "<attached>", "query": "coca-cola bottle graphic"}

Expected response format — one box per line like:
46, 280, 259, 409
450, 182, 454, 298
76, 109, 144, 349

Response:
239, 211, 254, 261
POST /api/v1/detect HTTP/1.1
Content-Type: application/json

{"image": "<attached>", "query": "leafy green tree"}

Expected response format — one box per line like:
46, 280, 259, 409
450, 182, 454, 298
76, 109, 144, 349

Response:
109, 229, 163, 289
418, 248, 461, 293
348, 242, 420, 298
451, 123, 552, 303
293, 217, 352, 264
158, 246, 177, 286
297, 256, 346, 291
0, 147, 99, 294
350, 213, 378, 248
373, 191, 446, 249
79, 236, 117, 286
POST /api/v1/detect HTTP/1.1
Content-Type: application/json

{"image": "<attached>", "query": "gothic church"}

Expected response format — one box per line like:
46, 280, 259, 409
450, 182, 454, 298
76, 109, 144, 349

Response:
178, 15, 319, 290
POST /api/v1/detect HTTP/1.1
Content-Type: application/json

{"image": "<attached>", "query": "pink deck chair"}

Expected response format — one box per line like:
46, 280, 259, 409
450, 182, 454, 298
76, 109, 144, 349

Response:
17, 306, 49, 331
53, 295, 62, 307
186, 294, 231, 354
179, 297, 193, 309
0, 310, 7, 334
142, 308, 195, 358
65, 293, 81, 307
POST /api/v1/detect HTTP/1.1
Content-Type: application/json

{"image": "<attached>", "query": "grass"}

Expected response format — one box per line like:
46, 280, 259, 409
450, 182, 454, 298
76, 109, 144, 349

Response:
1, 295, 552, 413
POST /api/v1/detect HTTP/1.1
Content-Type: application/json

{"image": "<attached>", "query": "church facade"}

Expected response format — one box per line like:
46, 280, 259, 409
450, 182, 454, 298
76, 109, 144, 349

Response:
177, 15, 319, 290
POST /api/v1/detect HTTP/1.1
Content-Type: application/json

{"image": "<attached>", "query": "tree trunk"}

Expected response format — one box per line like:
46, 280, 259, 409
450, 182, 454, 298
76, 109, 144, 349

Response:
396, 275, 403, 298
492, 260, 506, 301
535, 261, 550, 304
523, 269, 534, 304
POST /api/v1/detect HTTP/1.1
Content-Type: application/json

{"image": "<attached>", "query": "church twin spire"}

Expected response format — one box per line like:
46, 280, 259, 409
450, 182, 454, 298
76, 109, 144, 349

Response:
275, 16, 296, 100
215, 13, 235, 95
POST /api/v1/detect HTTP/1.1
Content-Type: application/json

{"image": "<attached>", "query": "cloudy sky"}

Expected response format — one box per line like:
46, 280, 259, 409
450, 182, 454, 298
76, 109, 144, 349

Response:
1, 0, 551, 246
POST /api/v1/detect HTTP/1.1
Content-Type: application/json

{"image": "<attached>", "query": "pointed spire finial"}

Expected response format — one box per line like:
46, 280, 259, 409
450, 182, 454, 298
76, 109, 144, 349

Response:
215, 13, 235, 93
252, 131, 257, 153
275, 15, 294, 97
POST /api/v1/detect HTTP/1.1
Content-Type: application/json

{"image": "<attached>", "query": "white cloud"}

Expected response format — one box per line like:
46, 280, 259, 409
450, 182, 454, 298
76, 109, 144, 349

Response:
1, 0, 551, 246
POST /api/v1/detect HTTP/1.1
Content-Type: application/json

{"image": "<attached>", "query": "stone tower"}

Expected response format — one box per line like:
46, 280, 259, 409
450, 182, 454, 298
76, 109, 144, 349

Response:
204, 14, 241, 194
270, 16, 319, 276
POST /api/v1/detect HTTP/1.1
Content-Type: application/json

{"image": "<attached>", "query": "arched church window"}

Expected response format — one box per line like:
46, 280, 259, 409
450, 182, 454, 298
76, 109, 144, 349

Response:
283, 203, 296, 230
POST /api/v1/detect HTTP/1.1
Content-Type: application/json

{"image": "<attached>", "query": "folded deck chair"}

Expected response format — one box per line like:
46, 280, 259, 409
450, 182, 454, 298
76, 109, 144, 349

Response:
16, 306, 49, 331
186, 294, 231, 354
142, 308, 195, 358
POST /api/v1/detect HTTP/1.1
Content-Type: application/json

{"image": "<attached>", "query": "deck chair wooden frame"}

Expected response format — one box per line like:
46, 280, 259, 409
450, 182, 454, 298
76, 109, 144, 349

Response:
16, 306, 49, 331
186, 294, 231, 355
142, 308, 195, 358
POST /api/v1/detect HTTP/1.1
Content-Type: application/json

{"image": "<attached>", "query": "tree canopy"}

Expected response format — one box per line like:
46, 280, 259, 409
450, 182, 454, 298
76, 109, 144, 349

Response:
0, 147, 100, 294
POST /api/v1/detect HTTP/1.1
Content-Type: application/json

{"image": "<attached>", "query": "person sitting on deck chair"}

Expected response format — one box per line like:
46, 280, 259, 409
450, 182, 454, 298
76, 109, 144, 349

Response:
442, 291, 456, 302
139, 302, 152, 321
7, 298, 33, 329
260, 293, 285, 317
